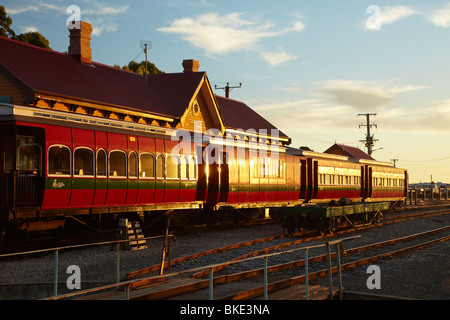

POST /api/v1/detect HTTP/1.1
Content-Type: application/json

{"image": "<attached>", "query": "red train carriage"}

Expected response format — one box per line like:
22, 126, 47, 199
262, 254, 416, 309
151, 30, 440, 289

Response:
0, 106, 204, 233
364, 161, 407, 202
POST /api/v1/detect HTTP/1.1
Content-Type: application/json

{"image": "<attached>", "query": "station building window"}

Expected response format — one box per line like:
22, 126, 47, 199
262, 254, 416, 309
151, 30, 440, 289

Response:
109, 150, 126, 177
74, 148, 94, 176
48, 145, 71, 175
97, 149, 107, 177
140, 153, 155, 178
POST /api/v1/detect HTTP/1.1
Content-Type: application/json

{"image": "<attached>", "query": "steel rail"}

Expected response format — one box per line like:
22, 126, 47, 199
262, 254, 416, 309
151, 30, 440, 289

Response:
131, 225, 450, 300
127, 207, 450, 282
218, 231, 450, 300
189, 208, 450, 279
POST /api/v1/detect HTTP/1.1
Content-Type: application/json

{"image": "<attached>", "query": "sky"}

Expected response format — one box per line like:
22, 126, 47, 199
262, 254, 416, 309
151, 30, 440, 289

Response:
3, 0, 450, 183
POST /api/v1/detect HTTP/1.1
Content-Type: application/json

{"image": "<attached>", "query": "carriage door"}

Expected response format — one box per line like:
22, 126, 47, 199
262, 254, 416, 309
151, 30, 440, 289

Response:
15, 127, 44, 207
0, 124, 15, 208
367, 166, 373, 198
204, 148, 228, 206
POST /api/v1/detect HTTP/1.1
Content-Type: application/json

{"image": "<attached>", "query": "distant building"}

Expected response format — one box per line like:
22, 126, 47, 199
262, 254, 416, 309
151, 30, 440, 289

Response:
324, 143, 375, 161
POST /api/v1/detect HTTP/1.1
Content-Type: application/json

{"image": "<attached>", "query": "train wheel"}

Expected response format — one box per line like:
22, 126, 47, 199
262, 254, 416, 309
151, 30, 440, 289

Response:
318, 217, 338, 235
282, 216, 296, 234
373, 211, 383, 224
0, 223, 18, 250
0, 225, 6, 250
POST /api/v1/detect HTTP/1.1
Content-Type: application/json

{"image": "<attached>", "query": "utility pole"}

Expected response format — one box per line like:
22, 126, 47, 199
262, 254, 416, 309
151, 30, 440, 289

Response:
215, 82, 242, 98
358, 113, 378, 157
391, 159, 398, 167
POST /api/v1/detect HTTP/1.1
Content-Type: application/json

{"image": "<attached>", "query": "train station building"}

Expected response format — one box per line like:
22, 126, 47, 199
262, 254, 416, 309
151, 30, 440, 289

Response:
0, 20, 291, 158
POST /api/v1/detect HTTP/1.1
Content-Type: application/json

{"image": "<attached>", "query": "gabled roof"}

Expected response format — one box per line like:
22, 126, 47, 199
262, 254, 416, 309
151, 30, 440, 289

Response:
0, 35, 290, 144
0, 35, 204, 119
215, 95, 289, 139
324, 143, 374, 160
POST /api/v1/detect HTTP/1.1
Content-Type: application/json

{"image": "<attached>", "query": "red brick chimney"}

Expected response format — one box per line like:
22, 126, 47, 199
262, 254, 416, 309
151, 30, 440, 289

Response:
68, 21, 93, 64
182, 59, 200, 73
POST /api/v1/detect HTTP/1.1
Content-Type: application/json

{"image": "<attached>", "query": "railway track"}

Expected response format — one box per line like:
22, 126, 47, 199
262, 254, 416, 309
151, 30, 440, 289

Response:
13, 205, 450, 300
124, 224, 450, 300
126, 205, 450, 281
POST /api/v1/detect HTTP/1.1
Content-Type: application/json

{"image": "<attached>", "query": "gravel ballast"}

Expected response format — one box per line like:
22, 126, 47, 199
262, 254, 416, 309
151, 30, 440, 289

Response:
0, 209, 449, 300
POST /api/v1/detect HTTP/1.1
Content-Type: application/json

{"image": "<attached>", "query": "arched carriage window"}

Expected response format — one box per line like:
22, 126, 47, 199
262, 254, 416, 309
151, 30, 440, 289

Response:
48, 145, 71, 175
167, 155, 180, 179
74, 148, 94, 176
109, 150, 126, 177
180, 156, 188, 180
128, 152, 138, 178
97, 149, 107, 177
156, 154, 164, 179
140, 153, 155, 178
189, 156, 197, 180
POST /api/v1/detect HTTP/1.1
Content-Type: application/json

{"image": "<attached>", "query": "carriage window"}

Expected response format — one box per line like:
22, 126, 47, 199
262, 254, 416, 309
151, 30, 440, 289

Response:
109, 151, 126, 177
128, 152, 138, 178
167, 155, 180, 179
140, 153, 154, 178
189, 156, 196, 180
48, 145, 71, 175
97, 149, 107, 177
180, 156, 188, 179
17, 144, 41, 172
4, 151, 12, 172
74, 148, 94, 176
156, 154, 164, 179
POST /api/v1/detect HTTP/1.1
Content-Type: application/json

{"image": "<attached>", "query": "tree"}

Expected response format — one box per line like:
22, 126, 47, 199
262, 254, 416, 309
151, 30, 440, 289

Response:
1, 6, 51, 49
0, 5, 15, 38
115, 60, 164, 75
15, 32, 51, 49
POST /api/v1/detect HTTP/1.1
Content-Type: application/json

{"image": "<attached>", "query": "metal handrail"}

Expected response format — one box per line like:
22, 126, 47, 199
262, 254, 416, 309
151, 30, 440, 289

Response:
41, 235, 361, 300
0, 233, 175, 297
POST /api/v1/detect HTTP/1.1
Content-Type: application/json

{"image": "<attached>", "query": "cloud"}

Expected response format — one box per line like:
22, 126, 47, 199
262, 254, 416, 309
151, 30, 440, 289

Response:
83, 5, 130, 16
386, 99, 450, 132
428, 4, 450, 28
4, 5, 39, 15
365, 6, 418, 30
91, 22, 118, 36
6, 2, 128, 37
316, 80, 427, 111
158, 12, 304, 55
261, 50, 297, 67
20, 26, 39, 33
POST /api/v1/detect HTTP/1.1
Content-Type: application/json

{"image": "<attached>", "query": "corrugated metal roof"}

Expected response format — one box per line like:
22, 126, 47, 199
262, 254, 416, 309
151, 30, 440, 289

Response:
215, 95, 288, 138
0, 35, 290, 142
0, 36, 204, 118
324, 143, 375, 160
